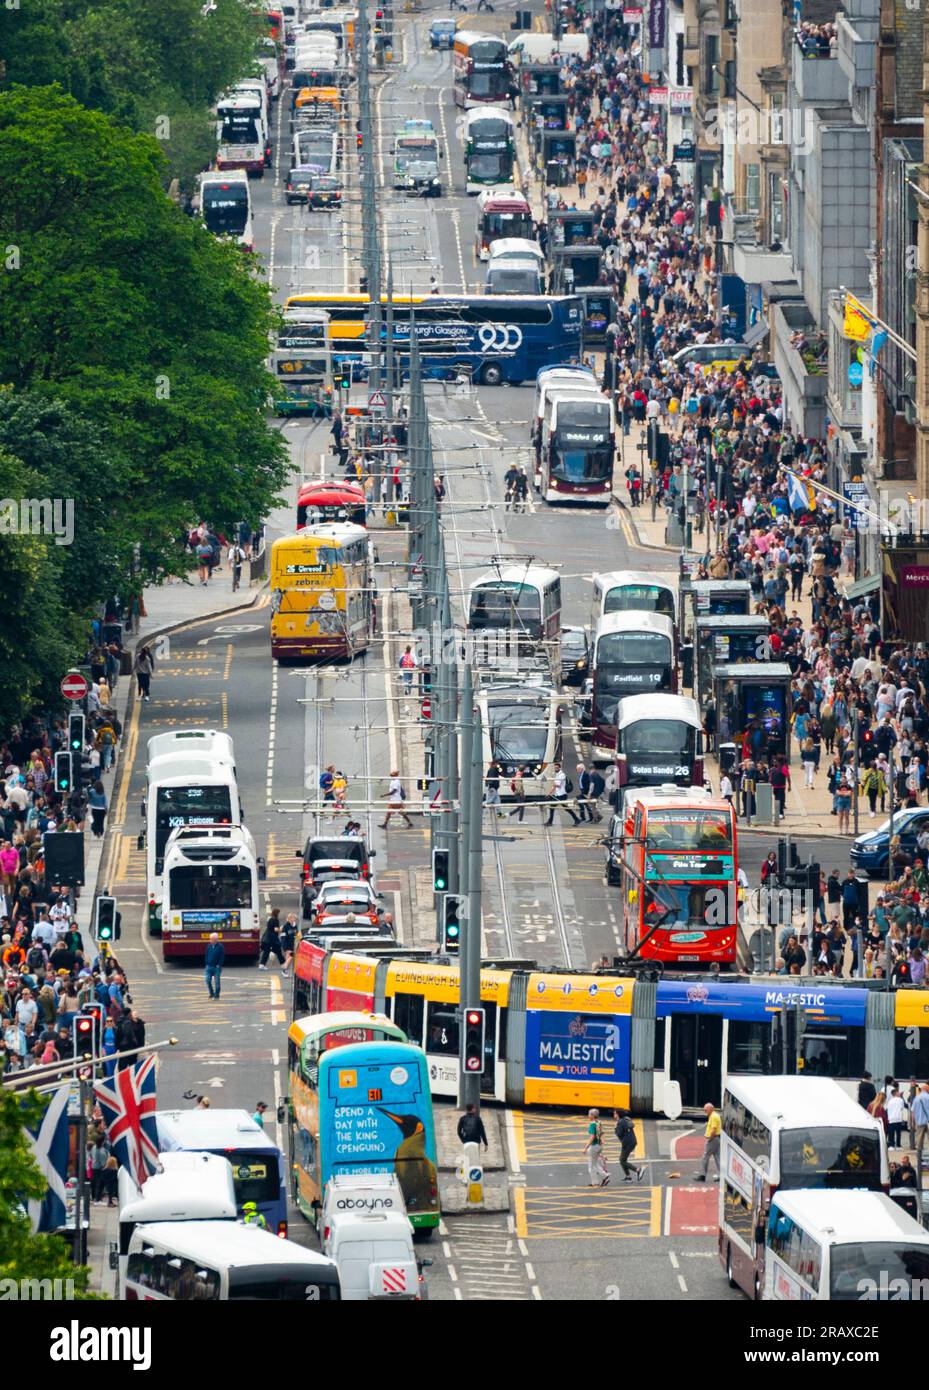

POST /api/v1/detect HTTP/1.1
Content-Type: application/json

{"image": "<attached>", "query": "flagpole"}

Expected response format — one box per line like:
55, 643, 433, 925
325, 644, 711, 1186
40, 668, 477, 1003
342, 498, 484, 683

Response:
842, 287, 917, 362
778, 464, 896, 536
1, 1036, 179, 1091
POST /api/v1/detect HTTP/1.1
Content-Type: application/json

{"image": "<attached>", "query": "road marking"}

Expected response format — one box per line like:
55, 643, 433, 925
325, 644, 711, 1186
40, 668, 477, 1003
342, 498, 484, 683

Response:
267, 657, 279, 807
515, 1185, 661, 1239
223, 642, 233, 681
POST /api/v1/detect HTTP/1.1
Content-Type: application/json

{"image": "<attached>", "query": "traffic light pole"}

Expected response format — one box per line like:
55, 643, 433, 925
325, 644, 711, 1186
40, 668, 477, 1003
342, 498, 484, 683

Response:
462, 698, 483, 1111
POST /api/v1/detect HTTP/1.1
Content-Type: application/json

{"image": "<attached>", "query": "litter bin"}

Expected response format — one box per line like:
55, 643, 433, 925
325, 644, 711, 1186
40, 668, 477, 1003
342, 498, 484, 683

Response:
719, 741, 737, 776
754, 781, 775, 825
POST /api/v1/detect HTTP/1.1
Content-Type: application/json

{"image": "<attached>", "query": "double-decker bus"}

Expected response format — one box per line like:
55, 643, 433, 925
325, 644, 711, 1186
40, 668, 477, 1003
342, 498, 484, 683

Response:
160, 824, 261, 961
453, 31, 512, 108
718, 1076, 889, 1301
763, 1190, 929, 1301
463, 107, 515, 192
283, 291, 581, 386
216, 93, 268, 176
592, 571, 677, 628
619, 790, 738, 966
155, 1108, 288, 1236
475, 191, 534, 259
590, 612, 677, 760
273, 308, 333, 417
531, 367, 599, 486
296, 481, 366, 528
539, 391, 614, 504
198, 171, 253, 250
286, 1014, 440, 1236
270, 522, 371, 662
614, 693, 704, 790
468, 565, 561, 666
143, 757, 241, 937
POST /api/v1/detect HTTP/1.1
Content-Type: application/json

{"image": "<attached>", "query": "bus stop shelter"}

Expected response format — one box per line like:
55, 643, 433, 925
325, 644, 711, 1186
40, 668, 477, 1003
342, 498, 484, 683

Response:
517, 64, 562, 99
551, 245, 604, 292
537, 129, 576, 185
693, 614, 770, 708
712, 662, 793, 765
681, 579, 752, 642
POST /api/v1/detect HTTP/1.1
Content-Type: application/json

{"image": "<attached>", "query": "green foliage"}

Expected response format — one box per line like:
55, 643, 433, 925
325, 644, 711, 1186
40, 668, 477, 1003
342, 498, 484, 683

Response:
0, 1088, 98, 1297
0, 0, 265, 190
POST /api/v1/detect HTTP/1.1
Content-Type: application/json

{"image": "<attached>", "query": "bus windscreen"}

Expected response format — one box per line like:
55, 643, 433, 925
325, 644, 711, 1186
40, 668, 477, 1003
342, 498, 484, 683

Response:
155, 787, 233, 852
470, 583, 540, 630
489, 704, 548, 763
202, 185, 249, 236
604, 585, 674, 618
169, 865, 253, 909
778, 1128, 882, 1190
598, 632, 672, 667
644, 810, 732, 851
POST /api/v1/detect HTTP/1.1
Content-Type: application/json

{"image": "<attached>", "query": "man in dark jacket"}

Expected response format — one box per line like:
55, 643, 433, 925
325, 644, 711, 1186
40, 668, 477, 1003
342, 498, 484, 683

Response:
457, 1103, 488, 1150
205, 932, 225, 1000
115, 1009, 146, 1071
259, 908, 285, 969
857, 1071, 876, 1110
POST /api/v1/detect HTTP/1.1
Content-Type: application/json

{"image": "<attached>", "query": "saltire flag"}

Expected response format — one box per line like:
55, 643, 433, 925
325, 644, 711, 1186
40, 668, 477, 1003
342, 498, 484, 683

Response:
23, 1084, 71, 1233
94, 1054, 160, 1189
844, 293, 876, 343
786, 469, 816, 513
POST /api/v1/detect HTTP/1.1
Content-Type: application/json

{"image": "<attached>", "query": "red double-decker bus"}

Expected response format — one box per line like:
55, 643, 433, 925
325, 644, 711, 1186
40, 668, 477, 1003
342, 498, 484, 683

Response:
296, 481, 366, 529
619, 789, 739, 967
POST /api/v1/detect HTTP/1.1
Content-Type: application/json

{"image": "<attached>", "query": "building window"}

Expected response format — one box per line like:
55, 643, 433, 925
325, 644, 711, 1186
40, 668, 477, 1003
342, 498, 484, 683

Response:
769, 173, 785, 241
769, 92, 785, 145
744, 164, 760, 212
705, 35, 720, 95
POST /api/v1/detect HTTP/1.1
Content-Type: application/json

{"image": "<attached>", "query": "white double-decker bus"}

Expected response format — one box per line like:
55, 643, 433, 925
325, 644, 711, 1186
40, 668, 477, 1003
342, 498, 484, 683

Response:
160, 824, 262, 961
718, 1076, 889, 1300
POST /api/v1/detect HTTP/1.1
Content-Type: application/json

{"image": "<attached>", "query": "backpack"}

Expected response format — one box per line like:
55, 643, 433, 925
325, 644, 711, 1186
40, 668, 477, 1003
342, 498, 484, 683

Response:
615, 1116, 635, 1147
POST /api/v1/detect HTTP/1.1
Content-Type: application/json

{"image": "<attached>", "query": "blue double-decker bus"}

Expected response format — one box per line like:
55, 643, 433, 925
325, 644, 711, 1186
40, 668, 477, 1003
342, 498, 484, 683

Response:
283, 291, 583, 385
287, 1012, 441, 1237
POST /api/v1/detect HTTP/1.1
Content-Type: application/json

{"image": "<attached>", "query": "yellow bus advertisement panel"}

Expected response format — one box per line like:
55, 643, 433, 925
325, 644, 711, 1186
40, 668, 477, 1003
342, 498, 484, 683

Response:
894, 990, 929, 1029
270, 522, 370, 661
523, 973, 634, 1108
385, 961, 511, 1007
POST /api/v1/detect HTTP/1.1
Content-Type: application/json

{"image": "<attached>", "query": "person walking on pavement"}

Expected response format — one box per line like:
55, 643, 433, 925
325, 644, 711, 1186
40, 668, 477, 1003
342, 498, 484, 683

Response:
330, 411, 348, 468
545, 763, 580, 826
133, 645, 154, 701
204, 933, 224, 1000
613, 1109, 645, 1182
857, 1070, 877, 1110
912, 1083, 929, 1162
693, 1101, 721, 1181
587, 765, 605, 821
457, 1103, 488, 1150
584, 1108, 610, 1186
88, 780, 108, 838
228, 540, 247, 592
379, 771, 414, 829
115, 1009, 146, 1071
398, 645, 417, 696
259, 907, 285, 969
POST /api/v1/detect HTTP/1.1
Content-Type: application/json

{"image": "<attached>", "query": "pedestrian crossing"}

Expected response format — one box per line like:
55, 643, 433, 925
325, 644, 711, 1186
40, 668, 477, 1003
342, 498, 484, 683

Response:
440, 1216, 537, 1300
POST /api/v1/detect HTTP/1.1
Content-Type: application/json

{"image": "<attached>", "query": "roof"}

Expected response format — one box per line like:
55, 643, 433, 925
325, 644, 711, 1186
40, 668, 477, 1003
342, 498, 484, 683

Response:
770, 1190, 929, 1244
119, 1157, 237, 1223
454, 28, 506, 44
276, 521, 367, 544
724, 1076, 885, 1131
470, 565, 560, 591
289, 1011, 401, 1048
594, 569, 676, 594
688, 579, 751, 593
713, 662, 792, 678
465, 105, 514, 126
155, 1109, 280, 1153
617, 692, 702, 730
695, 614, 770, 630
627, 786, 720, 809
595, 611, 675, 640
134, 1221, 339, 1270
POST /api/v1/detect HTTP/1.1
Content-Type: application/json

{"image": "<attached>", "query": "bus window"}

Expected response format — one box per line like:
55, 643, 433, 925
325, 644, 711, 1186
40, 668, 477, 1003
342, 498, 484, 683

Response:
799, 1029, 864, 1079
426, 1004, 459, 1055
393, 992, 424, 1045
727, 1021, 773, 1074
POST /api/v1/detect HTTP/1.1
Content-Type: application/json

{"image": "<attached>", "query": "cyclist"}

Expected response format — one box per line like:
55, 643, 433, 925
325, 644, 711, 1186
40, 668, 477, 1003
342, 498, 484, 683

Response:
514, 467, 529, 513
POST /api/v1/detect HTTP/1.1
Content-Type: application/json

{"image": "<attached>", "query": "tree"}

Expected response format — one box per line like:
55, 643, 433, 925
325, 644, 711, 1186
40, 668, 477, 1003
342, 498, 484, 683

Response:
0, 87, 289, 577
0, 1088, 97, 1297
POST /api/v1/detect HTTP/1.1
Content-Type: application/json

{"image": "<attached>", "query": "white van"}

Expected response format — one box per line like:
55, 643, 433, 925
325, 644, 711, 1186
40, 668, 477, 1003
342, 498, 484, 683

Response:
507, 32, 589, 63
320, 1172, 406, 1243
324, 1211, 426, 1301
114, 1152, 237, 1297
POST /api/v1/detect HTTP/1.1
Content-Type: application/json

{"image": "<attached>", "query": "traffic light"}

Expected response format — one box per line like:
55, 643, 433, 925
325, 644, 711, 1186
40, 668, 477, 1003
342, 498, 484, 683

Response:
337, 362, 352, 391
68, 712, 85, 754
441, 894, 461, 954
54, 750, 72, 795
859, 727, 875, 764
432, 847, 449, 892
73, 1013, 95, 1057
420, 665, 433, 696
462, 1007, 485, 1072
95, 895, 117, 943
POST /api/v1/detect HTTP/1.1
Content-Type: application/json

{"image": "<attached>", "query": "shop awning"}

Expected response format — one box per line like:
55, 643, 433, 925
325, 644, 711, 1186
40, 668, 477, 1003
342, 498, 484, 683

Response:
845, 573, 880, 599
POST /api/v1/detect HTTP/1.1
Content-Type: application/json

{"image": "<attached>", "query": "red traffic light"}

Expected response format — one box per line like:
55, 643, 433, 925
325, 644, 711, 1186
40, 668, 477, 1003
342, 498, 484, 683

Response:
466, 1010, 481, 1026
76, 1017, 93, 1035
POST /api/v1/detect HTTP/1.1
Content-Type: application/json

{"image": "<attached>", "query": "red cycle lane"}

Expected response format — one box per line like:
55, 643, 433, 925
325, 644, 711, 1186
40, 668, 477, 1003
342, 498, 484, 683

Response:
665, 1131, 717, 1236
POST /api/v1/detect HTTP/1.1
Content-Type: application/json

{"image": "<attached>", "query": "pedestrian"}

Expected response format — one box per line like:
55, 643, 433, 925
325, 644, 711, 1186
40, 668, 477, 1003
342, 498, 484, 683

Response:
457, 1103, 488, 1149
398, 644, 417, 696
133, 645, 154, 701
913, 1083, 929, 1162
887, 1087, 907, 1149
857, 1070, 877, 1109
204, 932, 224, 1000
242, 1201, 268, 1229
319, 765, 335, 806
841, 870, 860, 932
281, 911, 298, 975
252, 1101, 269, 1129
587, 765, 605, 821
332, 770, 347, 811
613, 1108, 645, 1182
507, 771, 525, 821
259, 908, 285, 969
770, 755, 790, 818
584, 1108, 610, 1187
483, 761, 503, 817
195, 536, 213, 585
89, 1134, 112, 1203
115, 1008, 146, 1071
867, 1090, 889, 1135
544, 763, 580, 826
693, 1101, 721, 1181
87, 781, 107, 838
576, 763, 594, 822
379, 771, 413, 829
228, 540, 247, 591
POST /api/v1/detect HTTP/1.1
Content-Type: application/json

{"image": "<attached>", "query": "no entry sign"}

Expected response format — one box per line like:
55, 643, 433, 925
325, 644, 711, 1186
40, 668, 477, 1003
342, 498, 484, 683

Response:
60, 671, 89, 701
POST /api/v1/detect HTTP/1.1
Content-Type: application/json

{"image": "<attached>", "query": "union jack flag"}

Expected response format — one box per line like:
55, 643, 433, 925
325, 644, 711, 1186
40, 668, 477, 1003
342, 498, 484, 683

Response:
94, 1055, 160, 1189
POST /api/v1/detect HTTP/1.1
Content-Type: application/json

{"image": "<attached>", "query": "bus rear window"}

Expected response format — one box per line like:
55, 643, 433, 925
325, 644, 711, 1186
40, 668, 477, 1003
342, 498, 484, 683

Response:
229, 1158, 279, 1205
779, 1128, 882, 1189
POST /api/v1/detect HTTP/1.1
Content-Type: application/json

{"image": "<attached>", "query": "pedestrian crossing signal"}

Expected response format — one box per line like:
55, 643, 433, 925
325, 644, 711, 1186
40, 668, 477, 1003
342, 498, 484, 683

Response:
463, 1007, 485, 1072
441, 894, 461, 953
68, 713, 85, 754
54, 750, 72, 794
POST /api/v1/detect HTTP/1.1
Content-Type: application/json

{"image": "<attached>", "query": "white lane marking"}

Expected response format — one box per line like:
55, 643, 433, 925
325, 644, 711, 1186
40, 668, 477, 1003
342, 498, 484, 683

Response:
266, 657, 278, 807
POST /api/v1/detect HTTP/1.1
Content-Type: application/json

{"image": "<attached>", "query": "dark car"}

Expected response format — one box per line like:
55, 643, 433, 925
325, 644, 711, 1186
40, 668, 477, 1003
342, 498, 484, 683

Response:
560, 625, 590, 686
297, 834, 373, 919
429, 18, 456, 48
285, 164, 321, 204
604, 812, 623, 885
403, 160, 442, 197
850, 808, 929, 877
307, 174, 342, 209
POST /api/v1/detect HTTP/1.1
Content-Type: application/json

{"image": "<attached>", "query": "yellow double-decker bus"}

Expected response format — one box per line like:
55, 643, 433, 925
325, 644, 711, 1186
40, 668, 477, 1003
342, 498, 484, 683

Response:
270, 522, 372, 662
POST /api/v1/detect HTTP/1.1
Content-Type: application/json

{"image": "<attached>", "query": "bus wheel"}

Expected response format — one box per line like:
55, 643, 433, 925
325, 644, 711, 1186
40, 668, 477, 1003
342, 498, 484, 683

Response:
480, 363, 503, 386
412, 1226, 435, 1243
726, 1245, 737, 1289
